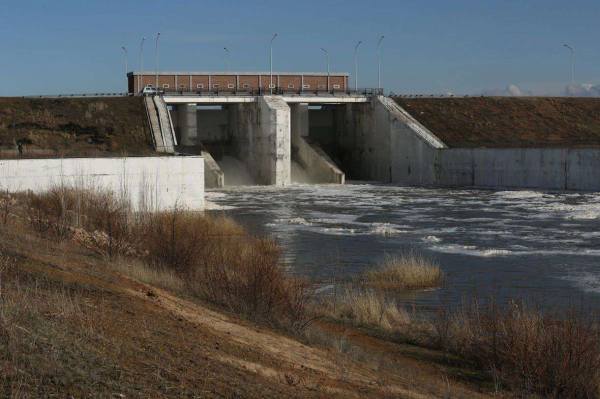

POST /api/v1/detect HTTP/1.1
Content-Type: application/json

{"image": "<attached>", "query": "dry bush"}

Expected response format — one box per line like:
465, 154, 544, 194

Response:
139, 210, 212, 273
435, 300, 600, 398
27, 186, 76, 241
81, 190, 137, 260
318, 287, 410, 330
364, 251, 443, 291
185, 234, 314, 330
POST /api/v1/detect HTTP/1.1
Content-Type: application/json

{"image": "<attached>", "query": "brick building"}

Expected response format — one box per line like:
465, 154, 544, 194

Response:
127, 71, 349, 94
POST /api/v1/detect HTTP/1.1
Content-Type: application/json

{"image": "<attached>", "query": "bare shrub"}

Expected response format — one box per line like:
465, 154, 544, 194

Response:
437, 300, 600, 398
364, 251, 443, 291
186, 234, 314, 330
82, 189, 137, 260
140, 210, 211, 272
27, 186, 76, 241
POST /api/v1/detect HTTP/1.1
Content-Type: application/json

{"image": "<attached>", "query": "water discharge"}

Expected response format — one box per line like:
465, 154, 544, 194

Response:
206, 182, 600, 308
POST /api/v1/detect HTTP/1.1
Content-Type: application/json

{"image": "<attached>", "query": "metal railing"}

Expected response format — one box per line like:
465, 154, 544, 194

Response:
157, 87, 383, 97
24, 93, 131, 99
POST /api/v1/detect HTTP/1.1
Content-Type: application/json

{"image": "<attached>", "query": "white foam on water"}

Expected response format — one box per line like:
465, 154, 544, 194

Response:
275, 217, 313, 226
423, 236, 441, 243
561, 272, 600, 294
321, 227, 356, 235
494, 190, 547, 199
312, 218, 337, 224
369, 223, 408, 236
204, 201, 235, 211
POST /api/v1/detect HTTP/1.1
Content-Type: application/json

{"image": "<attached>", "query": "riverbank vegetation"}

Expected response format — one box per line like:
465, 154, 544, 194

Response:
1, 184, 598, 397
363, 251, 443, 291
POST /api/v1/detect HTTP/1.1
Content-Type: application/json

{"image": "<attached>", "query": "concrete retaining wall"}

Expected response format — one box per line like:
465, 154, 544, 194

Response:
0, 156, 205, 210
371, 96, 600, 191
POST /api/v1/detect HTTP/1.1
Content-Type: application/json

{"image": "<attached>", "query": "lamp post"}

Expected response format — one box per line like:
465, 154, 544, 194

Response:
354, 40, 362, 91
321, 48, 329, 92
155, 32, 161, 89
122, 47, 128, 93
377, 35, 385, 94
564, 44, 574, 97
139, 37, 145, 93
270, 33, 278, 94
223, 47, 230, 71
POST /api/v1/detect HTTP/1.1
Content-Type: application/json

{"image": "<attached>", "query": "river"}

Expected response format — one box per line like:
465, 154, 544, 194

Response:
206, 182, 600, 309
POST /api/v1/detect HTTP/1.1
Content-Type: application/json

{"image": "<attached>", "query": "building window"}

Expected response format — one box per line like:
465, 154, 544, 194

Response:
227, 84, 235, 89
287, 84, 295, 89
179, 84, 186, 89
197, 84, 204, 89
213, 84, 220, 88
242, 84, 251, 88
268, 84, 276, 89
318, 84, 326, 89
302, 84, 310, 89
162, 84, 170, 89
333, 84, 341, 89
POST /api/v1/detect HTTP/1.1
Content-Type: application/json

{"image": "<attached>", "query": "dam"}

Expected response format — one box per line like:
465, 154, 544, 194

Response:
3, 71, 600, 212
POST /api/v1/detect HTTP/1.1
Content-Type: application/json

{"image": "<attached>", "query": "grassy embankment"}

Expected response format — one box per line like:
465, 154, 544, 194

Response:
0, 185, 598, 398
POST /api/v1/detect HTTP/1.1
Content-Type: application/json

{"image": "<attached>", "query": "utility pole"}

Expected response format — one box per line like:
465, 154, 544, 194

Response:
354, 40, 362, 91
122, 47, 128, 93
223, 47, 230, 71
564, 44, 574, 97
270, 33, 278, 94
155, 32, 161, 89
377, 35, 385, 94
139, 37, 145, 93
321, 48, 329, 92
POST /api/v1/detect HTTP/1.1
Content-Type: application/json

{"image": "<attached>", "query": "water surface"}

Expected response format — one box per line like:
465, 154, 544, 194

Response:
206, 182, 600, 308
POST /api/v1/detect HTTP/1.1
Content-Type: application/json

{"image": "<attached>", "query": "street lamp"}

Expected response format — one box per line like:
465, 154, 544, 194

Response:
564, 44, 574, 97
223, 47, 230, 72
377, 35, 385, 94
122, 47, 128, 93
155, 32, 161, 89
139, 37, 145, 93
321, 48, 329, 92
354, 40, 362, 91
270, 33, 278, 94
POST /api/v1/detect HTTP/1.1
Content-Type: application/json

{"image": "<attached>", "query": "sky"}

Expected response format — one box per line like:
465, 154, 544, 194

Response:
1, 0, 599, 96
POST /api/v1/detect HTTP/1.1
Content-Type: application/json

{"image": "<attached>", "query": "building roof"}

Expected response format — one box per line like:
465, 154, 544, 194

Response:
127, 71, 349, 77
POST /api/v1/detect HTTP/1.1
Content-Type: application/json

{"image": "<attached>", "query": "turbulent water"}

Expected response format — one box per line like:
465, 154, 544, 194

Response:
206, 182, 600, 308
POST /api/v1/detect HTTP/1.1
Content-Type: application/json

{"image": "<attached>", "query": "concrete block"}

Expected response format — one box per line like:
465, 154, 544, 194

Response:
0, 156, 205, 210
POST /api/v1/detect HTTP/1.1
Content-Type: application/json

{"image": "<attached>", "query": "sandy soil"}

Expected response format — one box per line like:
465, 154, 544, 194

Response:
393, 97, 600, 148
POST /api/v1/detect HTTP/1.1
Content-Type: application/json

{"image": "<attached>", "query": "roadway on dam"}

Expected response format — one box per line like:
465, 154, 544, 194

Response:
206, 182, 600, 309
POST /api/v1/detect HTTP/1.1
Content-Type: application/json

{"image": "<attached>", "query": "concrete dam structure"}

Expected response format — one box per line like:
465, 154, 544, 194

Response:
151, 89, 600, 191
4, 78, 600, 195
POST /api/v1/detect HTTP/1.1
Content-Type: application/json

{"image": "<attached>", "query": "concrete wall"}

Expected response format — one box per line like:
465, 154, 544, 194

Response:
0, 156, 205, 210
196, 109, 230, 143
351, 96, 600, 191
229, 96, 291, 185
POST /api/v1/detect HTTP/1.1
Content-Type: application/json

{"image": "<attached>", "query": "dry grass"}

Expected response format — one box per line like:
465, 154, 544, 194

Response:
318, 290, 600, 398
25, 185, 314, 330
363, 251, 443, 291
431, 300, 600, 398
112, 258, 186, 293
318, 287, 410, 330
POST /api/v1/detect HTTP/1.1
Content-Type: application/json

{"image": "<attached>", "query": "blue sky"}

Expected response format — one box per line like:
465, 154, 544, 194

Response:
1, 0, 599, 96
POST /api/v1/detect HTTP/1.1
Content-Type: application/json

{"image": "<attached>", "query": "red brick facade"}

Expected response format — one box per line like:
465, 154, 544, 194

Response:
129, 72, 349, 93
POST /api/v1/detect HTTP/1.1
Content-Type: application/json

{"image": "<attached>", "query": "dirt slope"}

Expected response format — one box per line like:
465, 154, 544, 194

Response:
0, 217, 498, 397
393, 97, 600, 148
0, 97, 154, 157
